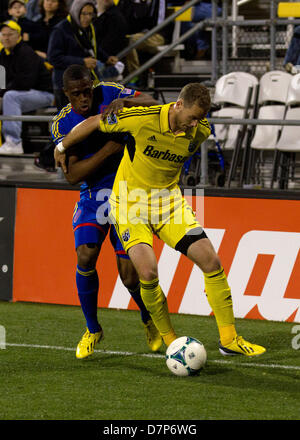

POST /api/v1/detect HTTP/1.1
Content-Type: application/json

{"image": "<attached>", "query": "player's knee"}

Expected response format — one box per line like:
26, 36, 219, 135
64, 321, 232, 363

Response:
138, 267, 158, 282
119, 262, 159, 288
127, 243, 158, 281
3, 90, 18, 105
202, 253, 221, 274
196, 249, 221, 273
76, 244, 99, 268
186, 237, 221, 273
121, 276, 139, 290
117, 258, 139, 289
119, 266, 140, 290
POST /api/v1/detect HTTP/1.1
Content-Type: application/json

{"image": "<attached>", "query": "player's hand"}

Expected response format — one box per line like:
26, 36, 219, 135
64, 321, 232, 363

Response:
101, 98, 124, 119
54, 146, 67, 173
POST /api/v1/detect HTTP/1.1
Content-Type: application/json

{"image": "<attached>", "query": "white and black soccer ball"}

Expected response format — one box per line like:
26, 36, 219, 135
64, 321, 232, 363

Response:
166, 336, 207, 377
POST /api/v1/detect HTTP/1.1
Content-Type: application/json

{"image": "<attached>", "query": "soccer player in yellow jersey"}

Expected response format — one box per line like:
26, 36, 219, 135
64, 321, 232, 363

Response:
55, 83, 266, 357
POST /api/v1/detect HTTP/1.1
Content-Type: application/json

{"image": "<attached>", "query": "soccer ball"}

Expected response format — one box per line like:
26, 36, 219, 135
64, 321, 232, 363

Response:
166, 336, 207, 376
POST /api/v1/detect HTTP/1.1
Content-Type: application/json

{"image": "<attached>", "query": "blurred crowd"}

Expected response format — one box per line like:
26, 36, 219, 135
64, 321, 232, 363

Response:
0, 0, 220, 154
0, 0, 221, 91
0, 0, 164, 153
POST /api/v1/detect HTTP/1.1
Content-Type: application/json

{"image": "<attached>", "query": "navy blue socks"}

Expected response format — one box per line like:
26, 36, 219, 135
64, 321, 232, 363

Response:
128, 283, 151, 324
76, 265, 101, 333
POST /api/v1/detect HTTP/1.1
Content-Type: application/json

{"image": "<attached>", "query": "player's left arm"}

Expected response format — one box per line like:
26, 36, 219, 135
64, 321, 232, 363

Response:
121, 91, 158, 108
101, 91, 158, 118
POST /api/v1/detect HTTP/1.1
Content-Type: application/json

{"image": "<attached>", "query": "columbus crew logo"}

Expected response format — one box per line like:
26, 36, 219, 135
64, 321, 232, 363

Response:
107, 113, 117, 125
188, 141, 197, 152
122, 229, 130, 242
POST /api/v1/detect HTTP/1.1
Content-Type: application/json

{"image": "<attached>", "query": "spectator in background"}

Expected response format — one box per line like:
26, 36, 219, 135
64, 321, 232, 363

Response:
94, 0, 128, 56
0, 20, 54, 155
26, 0, 42, 20
26, 0, 68, 60
118, 0, 169, 74
168, 0, 221, 60
284, 25, 300, 74
47, 0, 124, 110
7, 0, 27, 20
6, 0, 37, 38
26, 0, 72, 21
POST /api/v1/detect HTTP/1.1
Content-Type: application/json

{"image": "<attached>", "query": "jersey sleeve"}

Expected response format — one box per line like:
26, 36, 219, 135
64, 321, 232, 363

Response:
196, 119, 211, 146
98, 108, 141, 161
117, 86, 139, 99
98, 108, 139, 135
51, 111, 69, 145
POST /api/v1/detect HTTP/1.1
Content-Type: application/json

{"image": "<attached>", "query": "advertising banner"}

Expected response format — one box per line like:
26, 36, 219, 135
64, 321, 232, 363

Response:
13, 188, 300, 322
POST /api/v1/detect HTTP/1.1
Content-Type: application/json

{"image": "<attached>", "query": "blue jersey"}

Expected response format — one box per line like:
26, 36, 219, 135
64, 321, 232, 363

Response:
51, 81, 137, 199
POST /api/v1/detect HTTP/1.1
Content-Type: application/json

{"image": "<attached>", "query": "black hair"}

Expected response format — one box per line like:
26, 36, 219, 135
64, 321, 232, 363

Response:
63, 64, 92, 89
39, 0, 68, 19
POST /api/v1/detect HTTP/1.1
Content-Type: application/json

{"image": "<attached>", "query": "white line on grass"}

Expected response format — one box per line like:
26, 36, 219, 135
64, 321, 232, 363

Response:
5, 342, 300, 372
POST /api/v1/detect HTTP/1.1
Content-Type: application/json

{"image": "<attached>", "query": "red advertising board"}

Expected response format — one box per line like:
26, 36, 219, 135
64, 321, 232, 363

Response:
13, 188, 300, 322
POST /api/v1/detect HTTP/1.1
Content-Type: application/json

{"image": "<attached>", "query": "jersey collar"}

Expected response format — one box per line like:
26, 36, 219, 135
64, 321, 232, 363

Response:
160, 101, 191, 137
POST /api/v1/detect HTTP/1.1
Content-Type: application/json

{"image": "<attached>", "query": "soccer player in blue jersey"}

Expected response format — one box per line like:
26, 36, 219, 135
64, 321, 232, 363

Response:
51, 64, 161, 359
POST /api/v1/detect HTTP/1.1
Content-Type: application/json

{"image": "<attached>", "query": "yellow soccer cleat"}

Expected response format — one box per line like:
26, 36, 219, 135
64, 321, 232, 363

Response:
76, 328, 104, 359
219, 335, 266, 357
143, 319, 163, 352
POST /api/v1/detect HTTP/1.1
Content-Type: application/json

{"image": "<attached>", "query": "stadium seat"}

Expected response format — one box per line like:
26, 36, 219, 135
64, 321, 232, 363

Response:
213, 71, 258, 108
258, 70, 292, 105
212, 72, 258, 149
211, 71, 258, 186
251, 105, 286, 151
245, 71, 292, 186
212, 107, 246, 150
278, 2, 300, 17
272, 73, 300, 188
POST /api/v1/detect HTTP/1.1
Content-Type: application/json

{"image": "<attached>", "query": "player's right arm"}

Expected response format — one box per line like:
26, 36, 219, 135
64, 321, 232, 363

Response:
54, 108, 139, 171
54, 114, 101, 172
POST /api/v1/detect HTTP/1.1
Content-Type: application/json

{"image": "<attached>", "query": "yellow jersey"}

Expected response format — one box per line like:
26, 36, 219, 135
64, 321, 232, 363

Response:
98, 102, 211, 193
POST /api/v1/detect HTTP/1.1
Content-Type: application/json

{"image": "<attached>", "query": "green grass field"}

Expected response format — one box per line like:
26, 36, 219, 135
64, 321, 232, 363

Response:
0, 301, 299, 421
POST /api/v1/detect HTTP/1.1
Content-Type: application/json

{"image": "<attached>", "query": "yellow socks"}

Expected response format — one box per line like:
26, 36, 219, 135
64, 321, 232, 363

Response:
140, 278, 176, 346
140, 269, 236, 348
204, 267, 237, 346
219, 324, 237, 346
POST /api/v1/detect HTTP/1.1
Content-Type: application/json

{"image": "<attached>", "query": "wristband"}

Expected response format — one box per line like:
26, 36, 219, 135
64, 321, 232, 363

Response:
57, 141, 66, 153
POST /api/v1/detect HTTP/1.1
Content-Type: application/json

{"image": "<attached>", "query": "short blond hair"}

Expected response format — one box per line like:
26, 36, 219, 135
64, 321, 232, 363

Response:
179, 82, 211, 112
